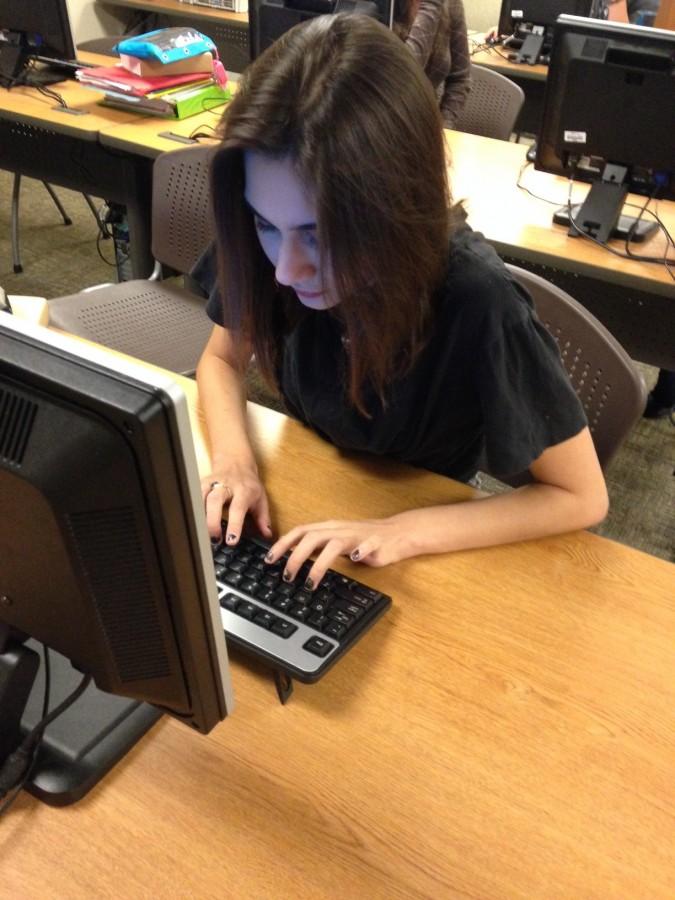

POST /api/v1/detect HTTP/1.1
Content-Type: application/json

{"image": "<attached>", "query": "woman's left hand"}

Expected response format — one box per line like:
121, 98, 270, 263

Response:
263, 516, 414, 590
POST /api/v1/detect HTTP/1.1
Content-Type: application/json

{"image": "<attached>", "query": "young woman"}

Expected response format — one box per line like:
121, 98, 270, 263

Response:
394, 0, 471, 128
195, 13, 608, 591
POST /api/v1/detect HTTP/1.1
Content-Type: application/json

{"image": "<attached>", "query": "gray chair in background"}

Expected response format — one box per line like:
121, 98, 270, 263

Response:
454, 64, 525, 141
506, 264, 647, 478
48, 144, 215, 376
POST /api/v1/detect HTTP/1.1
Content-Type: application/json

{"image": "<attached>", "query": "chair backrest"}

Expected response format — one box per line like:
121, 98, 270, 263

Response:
506, 264, 647, 472
151, 144, 216, 275
454, 65, 525, 141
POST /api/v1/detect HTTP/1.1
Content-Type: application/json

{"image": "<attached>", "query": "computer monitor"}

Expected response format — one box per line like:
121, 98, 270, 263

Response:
497, 0, 595, 64
535, 15, 675, 244
249, 0, 394, 63
0, 0, 77, 86
0, 315, 234, 806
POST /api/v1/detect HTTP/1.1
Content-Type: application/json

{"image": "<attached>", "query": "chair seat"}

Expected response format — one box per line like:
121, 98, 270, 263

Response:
48, 281, 212, 376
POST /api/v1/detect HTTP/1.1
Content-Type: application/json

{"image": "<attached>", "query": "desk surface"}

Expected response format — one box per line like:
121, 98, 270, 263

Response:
2, 341, 675, 899
445, 131, 675, 298
102, 118, 675, 297
469, 36, 548, 81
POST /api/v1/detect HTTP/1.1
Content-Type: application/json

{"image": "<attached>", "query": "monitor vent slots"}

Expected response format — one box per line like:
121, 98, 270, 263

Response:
0, 387, 38, 466
67, 508, 172, 682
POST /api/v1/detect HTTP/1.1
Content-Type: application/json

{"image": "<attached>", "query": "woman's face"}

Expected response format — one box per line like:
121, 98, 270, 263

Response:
244, 151, 339, 310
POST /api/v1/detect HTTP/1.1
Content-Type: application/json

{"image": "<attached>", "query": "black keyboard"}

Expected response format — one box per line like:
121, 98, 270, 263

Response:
212, 534, 391, 683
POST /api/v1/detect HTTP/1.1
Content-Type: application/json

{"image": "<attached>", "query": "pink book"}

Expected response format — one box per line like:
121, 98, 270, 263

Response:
76, 65, 207, 96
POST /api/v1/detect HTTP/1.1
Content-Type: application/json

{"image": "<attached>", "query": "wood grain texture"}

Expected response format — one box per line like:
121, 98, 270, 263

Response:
3, 365, 674, 900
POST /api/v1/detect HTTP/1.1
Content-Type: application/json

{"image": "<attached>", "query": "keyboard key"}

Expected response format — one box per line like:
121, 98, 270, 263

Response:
289, 604, 311, 622
293, 590, 312, 606
237, 601, 259, 621
220, 593, 239, 612
272, 595, 294, 612
303, 636, 333, 658
224, 571, 243, 588
239, 577, 259, 595
308, 612, 327, 629
271, 619, 298, 639
253, 610, 277, 630
324, 621, 347, 640
329, 609, 355, 628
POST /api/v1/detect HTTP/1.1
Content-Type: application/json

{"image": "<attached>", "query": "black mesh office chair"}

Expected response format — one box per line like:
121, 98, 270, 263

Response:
48, 144, 215, 376
504, 264, 647, 481
454, 64, 525, 141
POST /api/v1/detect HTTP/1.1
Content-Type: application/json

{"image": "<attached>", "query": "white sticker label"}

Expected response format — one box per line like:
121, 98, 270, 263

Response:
512, 9, 524, 17
564, 130, 587, 144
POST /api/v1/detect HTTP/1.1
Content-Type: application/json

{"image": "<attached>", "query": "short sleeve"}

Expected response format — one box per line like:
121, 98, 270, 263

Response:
189, 242, 223, 326
475, 306, 588, 479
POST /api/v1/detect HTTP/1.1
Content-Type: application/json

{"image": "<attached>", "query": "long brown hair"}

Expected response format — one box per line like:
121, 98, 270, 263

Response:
211, 14, 458, 415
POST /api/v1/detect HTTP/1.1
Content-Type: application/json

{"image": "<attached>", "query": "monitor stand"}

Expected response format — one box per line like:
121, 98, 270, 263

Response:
1, 637, 162, 807
556, 163, 657, 245
515, 30, 545, 65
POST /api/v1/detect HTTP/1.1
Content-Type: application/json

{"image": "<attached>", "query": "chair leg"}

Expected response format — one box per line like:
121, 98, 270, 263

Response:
42, 182, 73, 226
11, 173, 23, 274
82, 194, 109, 240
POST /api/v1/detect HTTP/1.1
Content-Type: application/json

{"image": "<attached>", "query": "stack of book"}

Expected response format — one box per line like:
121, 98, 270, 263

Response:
76, 50, 230, 118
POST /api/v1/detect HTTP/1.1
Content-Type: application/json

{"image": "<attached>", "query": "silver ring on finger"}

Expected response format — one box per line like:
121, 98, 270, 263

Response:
209, 481, 232, 498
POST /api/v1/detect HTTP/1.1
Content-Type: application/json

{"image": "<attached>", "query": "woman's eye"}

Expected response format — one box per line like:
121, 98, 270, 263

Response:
301, 230, 318, 249
254, 217, 276, 234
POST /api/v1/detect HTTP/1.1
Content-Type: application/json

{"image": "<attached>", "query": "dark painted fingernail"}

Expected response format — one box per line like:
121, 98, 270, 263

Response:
264, 551, 274, 562
304, 577, 314, 591
282, 570, 293, 583
226, 533, 237, 544
350, 549, 361, 561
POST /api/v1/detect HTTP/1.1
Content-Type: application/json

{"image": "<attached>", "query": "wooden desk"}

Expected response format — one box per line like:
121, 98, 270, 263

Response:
445, 130, 675, 368
0, 60, 155, 278
2, 338, 674, 898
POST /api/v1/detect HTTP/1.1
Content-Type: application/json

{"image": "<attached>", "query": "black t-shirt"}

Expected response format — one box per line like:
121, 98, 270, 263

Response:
196, 227, 586, 481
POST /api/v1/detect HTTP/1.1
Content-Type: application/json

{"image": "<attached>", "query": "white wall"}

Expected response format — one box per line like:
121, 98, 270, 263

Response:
66, 0, 126, 43
65, 0, 503, 45
465, 0, 502, 34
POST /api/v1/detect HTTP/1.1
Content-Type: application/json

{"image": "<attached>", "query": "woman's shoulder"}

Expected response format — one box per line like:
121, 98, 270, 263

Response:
439, 225, 533, 329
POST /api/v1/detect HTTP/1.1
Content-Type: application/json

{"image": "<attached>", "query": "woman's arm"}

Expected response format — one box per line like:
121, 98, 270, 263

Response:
264, 427, 609, 590
439, 0, 471, 128
196, 325, 273, 542
403, 0, 446, 67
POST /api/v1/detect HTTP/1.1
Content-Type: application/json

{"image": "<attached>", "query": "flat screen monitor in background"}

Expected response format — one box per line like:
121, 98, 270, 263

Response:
498, 0, 595, 64
0, 0, 77, 87
0, 315, 234, 807
249, 0, 394, 63
536, 15, 675, 244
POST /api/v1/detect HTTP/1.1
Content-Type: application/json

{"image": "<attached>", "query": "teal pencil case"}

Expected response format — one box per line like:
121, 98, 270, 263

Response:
114, 27, 216, 63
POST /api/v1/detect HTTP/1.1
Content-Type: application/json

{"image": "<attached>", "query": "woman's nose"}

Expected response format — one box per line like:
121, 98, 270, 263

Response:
274, 234, 315, 286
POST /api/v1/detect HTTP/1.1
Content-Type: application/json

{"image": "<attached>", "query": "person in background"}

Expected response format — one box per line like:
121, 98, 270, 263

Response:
194, 14, 608, 589
394, 0, 471, 128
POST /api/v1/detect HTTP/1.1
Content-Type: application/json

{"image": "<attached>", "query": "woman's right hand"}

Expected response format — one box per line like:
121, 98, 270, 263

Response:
200, 461, 273, 545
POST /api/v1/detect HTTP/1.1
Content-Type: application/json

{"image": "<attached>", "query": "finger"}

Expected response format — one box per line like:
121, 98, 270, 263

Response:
282, 532, 327, 582
305, 539, 348, 590
264, 525, 308, 564
223, 489, 259, 545
205, 490, 227, 539
251, 495, 274, 539
349, 535, 379, 563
